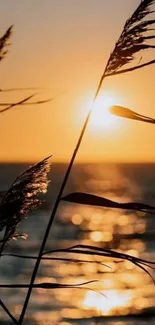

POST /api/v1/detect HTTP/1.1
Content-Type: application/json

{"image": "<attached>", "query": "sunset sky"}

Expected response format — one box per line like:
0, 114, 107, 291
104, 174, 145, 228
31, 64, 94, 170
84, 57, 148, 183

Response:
0, 0, 155, 162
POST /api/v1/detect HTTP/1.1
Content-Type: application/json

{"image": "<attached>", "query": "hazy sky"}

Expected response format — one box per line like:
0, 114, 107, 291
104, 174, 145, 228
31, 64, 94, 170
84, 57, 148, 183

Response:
0, 0, 155, 162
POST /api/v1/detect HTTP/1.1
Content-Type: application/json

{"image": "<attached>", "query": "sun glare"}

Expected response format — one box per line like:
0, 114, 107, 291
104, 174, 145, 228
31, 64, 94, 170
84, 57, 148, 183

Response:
82, 290, 132, 315
88, 94, 122, 132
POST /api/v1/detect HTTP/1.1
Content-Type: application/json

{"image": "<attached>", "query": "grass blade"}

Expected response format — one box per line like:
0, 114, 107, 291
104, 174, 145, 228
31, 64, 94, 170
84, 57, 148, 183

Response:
19, 2, 155, 323
62, 192, 155, 213
0, 98, 52, 108
0, 94, 36, 114
110, 105, 155, 124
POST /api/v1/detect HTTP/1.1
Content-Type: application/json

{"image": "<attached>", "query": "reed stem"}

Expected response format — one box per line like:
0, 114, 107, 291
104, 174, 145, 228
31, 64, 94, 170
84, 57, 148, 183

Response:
18, 73, 105, 324
0, 299, 18, 324
17, 1, 155, 321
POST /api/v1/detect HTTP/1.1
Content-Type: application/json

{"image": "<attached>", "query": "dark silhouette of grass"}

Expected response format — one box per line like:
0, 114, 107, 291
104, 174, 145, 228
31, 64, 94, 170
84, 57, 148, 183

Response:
19, 2, 155, 324
0, 26, 13, 61
0, 87, 44, 92
0, 23, 53, 320
1, 1, 155, 324
0, 155, 52, 255
0, 95, 52, 114
0, 98, 52, 108
62, 192, 155, 213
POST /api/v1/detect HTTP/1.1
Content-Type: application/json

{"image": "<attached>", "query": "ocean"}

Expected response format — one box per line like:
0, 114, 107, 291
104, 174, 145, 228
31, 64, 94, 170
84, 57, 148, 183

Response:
0, 162, 155, 325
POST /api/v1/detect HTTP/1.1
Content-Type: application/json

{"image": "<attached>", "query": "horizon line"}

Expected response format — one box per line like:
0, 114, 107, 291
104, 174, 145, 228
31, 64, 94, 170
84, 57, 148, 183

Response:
1, 159, 155, 165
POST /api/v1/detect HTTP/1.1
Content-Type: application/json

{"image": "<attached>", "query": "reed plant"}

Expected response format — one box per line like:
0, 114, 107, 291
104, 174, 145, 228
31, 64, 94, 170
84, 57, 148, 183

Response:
1, 1, 155, 324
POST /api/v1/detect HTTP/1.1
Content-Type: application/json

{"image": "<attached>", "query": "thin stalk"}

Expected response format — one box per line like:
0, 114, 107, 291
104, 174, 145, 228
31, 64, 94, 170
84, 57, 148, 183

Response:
0, 94, 36, 114
19, 0, 155, 321
0, 299, 18, 324
18, 72, 106, 324
0, 270, 18, 322
17, 56, 155, 325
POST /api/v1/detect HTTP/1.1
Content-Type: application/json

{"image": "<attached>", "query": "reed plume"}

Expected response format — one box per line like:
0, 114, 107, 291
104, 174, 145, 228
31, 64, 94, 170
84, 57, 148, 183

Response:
19, 1, 155, 323
0, 155, 52, 253
0, 23, 54, 322
104, 0, 155, 77
0, 25, 13, 61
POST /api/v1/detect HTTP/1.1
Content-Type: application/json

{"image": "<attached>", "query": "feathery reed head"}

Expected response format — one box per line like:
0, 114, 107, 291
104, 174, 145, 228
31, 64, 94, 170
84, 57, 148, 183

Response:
105, 0, 155, 76
0, 25, 13, 61
0, 155, 52, 247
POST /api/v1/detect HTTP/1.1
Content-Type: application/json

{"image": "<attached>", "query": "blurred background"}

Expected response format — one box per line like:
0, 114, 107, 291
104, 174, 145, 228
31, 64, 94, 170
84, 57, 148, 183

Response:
0, 162, 155, 324
0, 1, 155, 324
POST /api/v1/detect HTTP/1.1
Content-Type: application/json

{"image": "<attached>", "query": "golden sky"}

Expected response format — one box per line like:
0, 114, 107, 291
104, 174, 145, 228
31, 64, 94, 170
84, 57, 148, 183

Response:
0, 0, 155, 163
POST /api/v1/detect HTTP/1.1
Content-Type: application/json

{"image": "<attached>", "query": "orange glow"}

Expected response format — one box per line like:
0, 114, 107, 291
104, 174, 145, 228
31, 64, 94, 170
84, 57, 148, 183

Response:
71, 214, 83, 225
90, 230, 112, 242
90, 231, 103, 242
83, 290, 133, 315
89, 94, 122, 133
0, 2, 155, 163
79, 93, 123, 136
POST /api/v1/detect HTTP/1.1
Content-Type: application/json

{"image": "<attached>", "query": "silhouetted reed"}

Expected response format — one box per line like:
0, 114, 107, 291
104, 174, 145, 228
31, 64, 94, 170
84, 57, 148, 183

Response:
105, 0, 155, 76
0, 26, 51, 114
1, 1, 155, 324
0, 25, 13, 61
0, 155, 52, 255
0, 23, 53, 321
0, 96, 52, 114
0, 23, 54, 322
62, 192, 155, 213
2, 243, 155, 281
18, 1, 155, 324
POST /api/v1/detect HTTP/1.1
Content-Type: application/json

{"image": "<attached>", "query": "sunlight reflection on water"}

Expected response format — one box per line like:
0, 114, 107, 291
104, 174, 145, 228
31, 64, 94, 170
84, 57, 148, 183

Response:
0, 163, 155, 324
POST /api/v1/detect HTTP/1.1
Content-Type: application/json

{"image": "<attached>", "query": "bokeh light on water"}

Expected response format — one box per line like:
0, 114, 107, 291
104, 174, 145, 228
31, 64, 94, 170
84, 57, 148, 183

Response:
0, 163, 155, 324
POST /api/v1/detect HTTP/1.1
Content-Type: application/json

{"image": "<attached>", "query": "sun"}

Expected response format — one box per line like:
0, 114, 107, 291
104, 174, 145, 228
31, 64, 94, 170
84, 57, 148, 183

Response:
78, 92, 123, 135
88, 94, 122, 133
